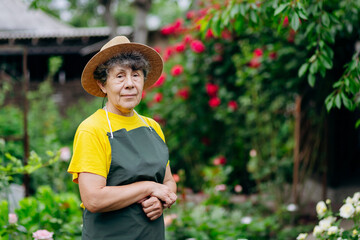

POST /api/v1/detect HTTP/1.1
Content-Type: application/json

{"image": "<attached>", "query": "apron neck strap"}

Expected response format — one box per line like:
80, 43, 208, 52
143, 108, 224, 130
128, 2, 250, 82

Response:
104, 107, 114, 139
104, 107, 153, 138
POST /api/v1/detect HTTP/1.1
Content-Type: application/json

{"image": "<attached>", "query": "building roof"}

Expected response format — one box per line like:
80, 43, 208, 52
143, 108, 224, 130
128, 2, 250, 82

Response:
0, 0, 71, 31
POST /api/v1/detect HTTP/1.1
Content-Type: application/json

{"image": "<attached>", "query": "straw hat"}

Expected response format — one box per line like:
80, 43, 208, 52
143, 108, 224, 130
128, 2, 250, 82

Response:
81, 36, 163, 97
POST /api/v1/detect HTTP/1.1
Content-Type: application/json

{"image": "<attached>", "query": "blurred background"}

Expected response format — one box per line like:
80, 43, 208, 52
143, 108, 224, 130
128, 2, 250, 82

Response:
0, 0, 359, 239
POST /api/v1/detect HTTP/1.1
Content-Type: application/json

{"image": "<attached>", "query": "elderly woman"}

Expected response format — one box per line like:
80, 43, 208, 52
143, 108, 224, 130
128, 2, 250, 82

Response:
67, 36, 177, 240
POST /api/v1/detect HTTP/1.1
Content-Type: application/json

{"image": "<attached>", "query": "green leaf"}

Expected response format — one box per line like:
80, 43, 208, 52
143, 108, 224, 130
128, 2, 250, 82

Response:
321, 12, 330, 27
298, 8, 308, 20
319, 54, 333, 69
309, 61, 319, 74
335, 94, 341, 109
298, 63, 309, 78
274, 3, 289, 16
355, 119, 360, 129
325, 93, 334, 112
341, 93, 354, 110
291, 12, 300, 31
250, 10, 258, 24
308, 74, 316, 87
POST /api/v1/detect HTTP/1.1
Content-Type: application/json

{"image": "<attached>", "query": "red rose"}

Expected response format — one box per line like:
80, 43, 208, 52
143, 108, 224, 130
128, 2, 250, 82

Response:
283, 16, 289, 27
221, 29, 232, 40
154, 92, 163, 102
206, 29, 214, 39
253, 48, 263, 57
213, 156, 226, 165
190, 40, 205, 53
177, 88, 190, 100
206, 83, 219, 97
183, 34, 193, 44
269, 51, 277, 60
209, 97, 221, 108
174, 42, 186, 53
171, 65, 184, 76
249, 57, 261, 68
186, 10, 196, 20
160, 25, 175, 35
154, 46, 162, 54
142, 91, 146, 99
228, 100, 238, 111
154, 73, 166, 87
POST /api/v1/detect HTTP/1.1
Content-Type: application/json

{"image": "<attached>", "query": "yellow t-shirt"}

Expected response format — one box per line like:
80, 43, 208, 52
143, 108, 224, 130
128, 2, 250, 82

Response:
67, 109, 166, 184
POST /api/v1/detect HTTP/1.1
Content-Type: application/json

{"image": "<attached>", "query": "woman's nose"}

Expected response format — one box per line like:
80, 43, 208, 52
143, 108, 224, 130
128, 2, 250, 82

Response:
124, 75, 134, 88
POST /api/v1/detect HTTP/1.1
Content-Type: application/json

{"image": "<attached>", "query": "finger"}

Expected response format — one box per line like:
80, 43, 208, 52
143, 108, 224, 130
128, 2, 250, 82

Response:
138, 197, 149, 204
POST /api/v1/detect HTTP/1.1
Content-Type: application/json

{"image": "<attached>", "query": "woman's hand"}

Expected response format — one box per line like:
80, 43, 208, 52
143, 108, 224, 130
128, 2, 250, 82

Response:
139, 196, 164, 221
150, 182, 177, 208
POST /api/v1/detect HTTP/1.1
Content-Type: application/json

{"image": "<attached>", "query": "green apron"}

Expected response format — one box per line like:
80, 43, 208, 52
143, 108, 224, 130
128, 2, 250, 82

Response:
82, 109, 168, 240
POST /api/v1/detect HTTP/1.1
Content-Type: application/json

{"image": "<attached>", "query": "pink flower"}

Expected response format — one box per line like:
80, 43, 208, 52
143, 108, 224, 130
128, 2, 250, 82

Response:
59, 147, 71, 162
153, 93, 163, 103
206, 83, 219, 97
32, 230, 54, 240
190, 40, 205, 53
253, 48, 263, 57
154, 73, 166, 87
142, 91, 146, 99
171, 65, 184, 76
213, 156, 227, 165
228, 100, 238, 111
174, 42, 186, 53
249, 149, 257, 157
212, 55, 223, 62
160, 25, 175, 35
153, 114, 165, 125
215, 184, 227, 192
209, 97, 221, 108
8, 213, 18, 224
214, 43, 223, 53
234, 184, 243, 193
173, 174, 180, 183
176, 88, 190, 100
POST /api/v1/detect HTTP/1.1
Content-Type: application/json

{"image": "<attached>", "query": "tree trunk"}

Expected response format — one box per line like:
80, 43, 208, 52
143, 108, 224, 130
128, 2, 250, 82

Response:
99, 0, 117, 39
133, 0, 152, 44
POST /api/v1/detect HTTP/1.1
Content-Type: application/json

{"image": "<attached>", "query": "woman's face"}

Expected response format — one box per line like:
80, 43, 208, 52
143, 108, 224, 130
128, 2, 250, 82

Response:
97, 65, 144, 116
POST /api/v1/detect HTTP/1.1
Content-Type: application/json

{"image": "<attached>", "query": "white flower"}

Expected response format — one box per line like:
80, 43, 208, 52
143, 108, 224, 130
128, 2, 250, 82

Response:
316, 201, 327, 217
353, 192, 360, 203
8, 213, 18, 224
345, 197, 354, 204
287, 203, 298, 212
355, 205, 360, 214
241, 216, 252, 224
319, 216, 336, 230
296, 233, 308, 240
339, 203, 355, 219
313, 225, 323, 236
327, 226, 339, 235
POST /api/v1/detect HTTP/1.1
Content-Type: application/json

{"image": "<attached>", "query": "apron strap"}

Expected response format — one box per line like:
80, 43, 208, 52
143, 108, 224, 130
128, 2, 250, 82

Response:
104, 107, 114, 139
104, 107, 152, 137
133, 109, 153, 132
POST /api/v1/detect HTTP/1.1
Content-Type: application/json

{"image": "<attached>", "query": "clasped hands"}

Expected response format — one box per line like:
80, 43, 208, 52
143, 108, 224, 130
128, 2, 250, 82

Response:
138, 183, 177, 221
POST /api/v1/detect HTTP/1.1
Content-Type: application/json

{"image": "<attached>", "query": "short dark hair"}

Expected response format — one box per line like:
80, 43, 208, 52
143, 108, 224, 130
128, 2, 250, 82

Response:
93, 51, 150, 85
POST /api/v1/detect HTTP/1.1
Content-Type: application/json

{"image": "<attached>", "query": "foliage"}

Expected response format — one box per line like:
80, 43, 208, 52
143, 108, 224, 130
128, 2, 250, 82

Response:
0, 186, 82, 240
200, 0, 360, 114
165, 162, 313, 240
297, 192, 360, 240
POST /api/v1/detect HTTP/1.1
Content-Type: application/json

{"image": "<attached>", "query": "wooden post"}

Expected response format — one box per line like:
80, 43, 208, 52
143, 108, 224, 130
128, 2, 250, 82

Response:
292, 95, 302, 204
22, 47, 30, 197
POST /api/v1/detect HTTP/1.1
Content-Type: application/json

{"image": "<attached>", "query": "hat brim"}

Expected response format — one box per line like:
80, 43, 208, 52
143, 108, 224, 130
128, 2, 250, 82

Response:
81, 42, 163, 97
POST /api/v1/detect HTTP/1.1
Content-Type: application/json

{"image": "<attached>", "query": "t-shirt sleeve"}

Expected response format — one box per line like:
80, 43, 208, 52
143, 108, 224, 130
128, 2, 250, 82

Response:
67, 129, 108, 183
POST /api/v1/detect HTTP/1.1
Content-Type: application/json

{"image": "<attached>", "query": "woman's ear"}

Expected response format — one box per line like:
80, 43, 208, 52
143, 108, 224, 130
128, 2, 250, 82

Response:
96, 81, 106, 94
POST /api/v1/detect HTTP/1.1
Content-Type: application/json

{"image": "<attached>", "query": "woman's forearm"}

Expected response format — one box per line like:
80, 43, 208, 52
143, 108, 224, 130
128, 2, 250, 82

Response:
78, 173, 176, 213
